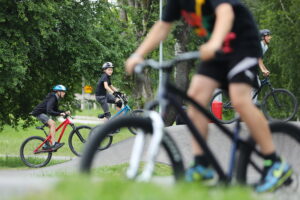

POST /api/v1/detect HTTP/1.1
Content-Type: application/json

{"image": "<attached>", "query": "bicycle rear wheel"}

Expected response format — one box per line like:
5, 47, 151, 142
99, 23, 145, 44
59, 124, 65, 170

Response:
261, 89, 298, 122
80, 115, 184, 181
236, 122, 300, 192
69, 125, 113, 157
209, 90, 239, 124
20, 136, 52, 168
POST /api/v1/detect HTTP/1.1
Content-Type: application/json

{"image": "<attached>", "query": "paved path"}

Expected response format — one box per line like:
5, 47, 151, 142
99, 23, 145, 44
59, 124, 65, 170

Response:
58, 115, 104, 125
1, 121, 300, 199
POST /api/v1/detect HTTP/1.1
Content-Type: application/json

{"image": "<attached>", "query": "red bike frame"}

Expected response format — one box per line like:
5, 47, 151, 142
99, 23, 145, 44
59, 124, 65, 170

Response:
33, 117, 73, 153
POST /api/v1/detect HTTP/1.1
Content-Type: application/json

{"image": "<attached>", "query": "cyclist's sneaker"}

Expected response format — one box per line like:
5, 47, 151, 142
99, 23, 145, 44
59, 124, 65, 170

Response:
42, 142, 55, 150
185, 164, 215, 182
255, 160, 293, 193
52, 142, 65, 150
42, 142, 64, 151
98, 113, 105, 119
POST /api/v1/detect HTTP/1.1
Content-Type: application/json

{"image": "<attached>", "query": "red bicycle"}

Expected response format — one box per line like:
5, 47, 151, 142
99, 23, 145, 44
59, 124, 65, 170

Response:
19, 115, 109, 168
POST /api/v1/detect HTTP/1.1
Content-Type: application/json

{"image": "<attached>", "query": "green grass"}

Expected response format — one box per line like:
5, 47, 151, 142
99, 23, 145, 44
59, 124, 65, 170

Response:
0, 117, 134, 168
75, 108, 118, 117
74, 108, 100, 117
22, 176, 259, 200
0, 156, 65, 169
91, 163, 172, 178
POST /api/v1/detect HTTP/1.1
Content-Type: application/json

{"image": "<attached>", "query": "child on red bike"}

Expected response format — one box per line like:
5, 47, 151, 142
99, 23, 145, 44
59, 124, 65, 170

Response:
31, 85, 70, 151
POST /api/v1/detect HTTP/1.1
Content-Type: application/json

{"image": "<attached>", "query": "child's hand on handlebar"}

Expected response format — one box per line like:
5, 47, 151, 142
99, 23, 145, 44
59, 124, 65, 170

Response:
125, 53, 144, 75
65, 111, 71, 115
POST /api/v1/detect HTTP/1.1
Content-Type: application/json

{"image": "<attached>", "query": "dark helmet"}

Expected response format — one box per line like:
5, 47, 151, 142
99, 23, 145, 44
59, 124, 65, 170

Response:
53, 85, 67, 92
260, 29, 271, 37
102, 62, 114, 70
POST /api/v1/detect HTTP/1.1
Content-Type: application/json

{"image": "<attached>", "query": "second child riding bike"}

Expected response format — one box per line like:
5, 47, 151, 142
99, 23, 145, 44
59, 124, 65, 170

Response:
209, 77, 298, 124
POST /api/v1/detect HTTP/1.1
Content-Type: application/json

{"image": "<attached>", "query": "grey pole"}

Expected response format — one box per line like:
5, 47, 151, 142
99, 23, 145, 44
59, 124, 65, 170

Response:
158, 0, 164, 113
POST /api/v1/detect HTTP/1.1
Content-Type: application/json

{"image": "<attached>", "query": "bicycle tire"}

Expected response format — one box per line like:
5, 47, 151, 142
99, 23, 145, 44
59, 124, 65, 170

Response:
236, 122, 300, 189
209, 90, 239, 124
128, 109, 145, 135
79, 115, 185, 181
20, 136, 52, 168
69, 125, 113, 157
261, 89, 298, 122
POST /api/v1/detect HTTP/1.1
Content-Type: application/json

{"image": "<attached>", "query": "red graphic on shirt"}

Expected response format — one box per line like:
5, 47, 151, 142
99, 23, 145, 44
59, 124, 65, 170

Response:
181, 10, 207, 36
222, 32, 236, 53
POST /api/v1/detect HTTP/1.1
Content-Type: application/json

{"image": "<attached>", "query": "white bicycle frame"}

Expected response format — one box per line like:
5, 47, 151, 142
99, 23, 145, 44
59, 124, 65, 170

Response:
126, 111, 165, 181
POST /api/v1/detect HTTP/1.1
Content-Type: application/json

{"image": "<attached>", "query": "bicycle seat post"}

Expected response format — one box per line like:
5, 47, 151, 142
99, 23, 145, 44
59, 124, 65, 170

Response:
228, 119, 241, 179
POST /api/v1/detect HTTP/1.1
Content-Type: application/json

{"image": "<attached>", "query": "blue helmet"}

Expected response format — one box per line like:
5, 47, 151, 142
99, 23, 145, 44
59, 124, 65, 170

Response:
53, 85, 67, 92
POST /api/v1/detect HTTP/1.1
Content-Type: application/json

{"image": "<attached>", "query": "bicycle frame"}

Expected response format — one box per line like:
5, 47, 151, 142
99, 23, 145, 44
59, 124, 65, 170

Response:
252, 77, 274, 101
33, 117, 75, 153
110, 105, 131, 120
132, 52, 264, 183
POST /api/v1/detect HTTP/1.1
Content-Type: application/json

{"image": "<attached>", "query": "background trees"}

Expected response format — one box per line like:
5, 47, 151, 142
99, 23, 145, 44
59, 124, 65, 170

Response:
0, 0, 299, 129
244, 0, 300, 120
0, 0, 135, 128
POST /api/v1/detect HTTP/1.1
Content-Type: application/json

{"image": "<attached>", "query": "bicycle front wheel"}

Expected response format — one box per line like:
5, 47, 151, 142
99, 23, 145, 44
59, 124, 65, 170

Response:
20, 136, 52, 168
209, 90, 239, 124
80, 115, 184, 181
69, 125, 113, 157
262, 89, 298, 122
128, 109, 145, 135
236, 122, 300, 191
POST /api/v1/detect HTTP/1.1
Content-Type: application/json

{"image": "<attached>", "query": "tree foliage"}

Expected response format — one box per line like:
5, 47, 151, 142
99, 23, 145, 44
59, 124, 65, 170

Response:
243, 0, 300, 119
0, 0, 136, 128
1, 0, 299, 129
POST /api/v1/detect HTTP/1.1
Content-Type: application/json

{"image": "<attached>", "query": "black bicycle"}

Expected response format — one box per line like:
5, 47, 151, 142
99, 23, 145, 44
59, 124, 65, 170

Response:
79, 52, 300, 192
209, 77, 298, 124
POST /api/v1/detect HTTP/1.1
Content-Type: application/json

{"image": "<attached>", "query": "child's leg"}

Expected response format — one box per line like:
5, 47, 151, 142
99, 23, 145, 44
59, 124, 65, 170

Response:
229, 83, 275, 155
107, 94, 122, 112
47, 119, 56, 145
187, 75, 220, 156
97, 96, 111, 120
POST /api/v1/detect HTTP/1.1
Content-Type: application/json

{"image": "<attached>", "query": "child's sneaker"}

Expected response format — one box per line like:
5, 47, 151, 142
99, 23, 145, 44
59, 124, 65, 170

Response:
185, 164, 215, 182
42, 142, 64, 151
255, 160, 293, 192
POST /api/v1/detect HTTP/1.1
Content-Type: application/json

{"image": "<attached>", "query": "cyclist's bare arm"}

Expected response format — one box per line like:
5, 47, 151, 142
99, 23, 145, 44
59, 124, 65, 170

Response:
104, 82, 115, 94
200, 3, 234, 61
125, 21, 173, 75
258, 58, 270, 77
110, 85, 118, 92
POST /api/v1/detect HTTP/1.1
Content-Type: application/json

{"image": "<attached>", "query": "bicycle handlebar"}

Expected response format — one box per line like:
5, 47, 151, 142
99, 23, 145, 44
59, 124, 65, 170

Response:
134, 51, 200, 74
62, 114, 73, 119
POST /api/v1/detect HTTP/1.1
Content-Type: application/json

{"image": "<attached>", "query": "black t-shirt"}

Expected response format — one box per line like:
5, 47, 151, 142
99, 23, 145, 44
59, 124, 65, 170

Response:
95, 73, 111, 96
31, 92, 64, 116
162, 0, 262, 57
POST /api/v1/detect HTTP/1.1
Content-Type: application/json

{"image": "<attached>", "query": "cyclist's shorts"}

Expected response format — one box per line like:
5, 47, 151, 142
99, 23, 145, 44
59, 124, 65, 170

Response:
197, 54, 260, 90
96, 94, 117, 113
36, 113, 50, 125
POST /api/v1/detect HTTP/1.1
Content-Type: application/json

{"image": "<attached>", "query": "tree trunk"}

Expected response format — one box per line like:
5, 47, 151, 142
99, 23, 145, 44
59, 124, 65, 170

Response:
118, 0, 154, 108
164, 23, 190, 126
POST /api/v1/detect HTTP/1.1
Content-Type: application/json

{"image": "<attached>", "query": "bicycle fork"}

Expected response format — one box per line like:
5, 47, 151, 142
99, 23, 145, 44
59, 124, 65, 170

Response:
126, 111, 165, 181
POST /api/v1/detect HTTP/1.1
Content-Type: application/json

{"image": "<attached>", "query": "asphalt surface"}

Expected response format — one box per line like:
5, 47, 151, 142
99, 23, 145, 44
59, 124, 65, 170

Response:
1, 121, 300, 200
